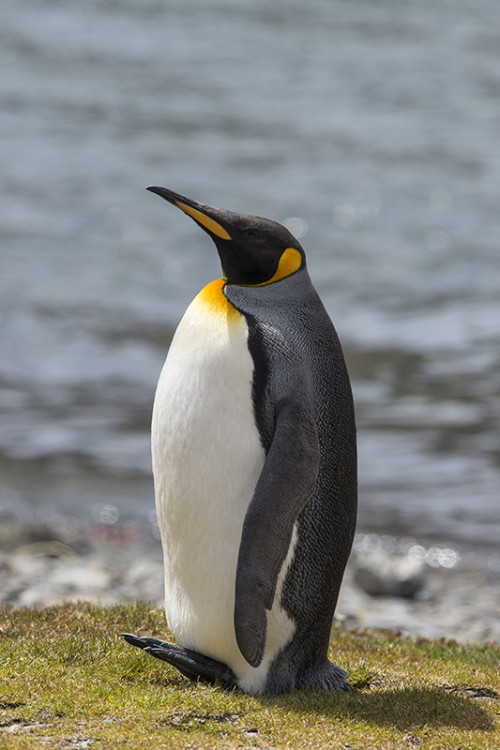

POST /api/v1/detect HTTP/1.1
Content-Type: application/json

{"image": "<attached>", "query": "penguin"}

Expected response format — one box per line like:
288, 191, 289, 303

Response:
123, 187, 357, 695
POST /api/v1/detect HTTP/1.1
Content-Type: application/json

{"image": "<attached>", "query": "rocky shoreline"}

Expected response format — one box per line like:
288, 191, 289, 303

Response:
0, 518, 498, 645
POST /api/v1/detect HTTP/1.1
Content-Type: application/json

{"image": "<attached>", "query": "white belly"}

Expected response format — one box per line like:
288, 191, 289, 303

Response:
152, 287, 296, 693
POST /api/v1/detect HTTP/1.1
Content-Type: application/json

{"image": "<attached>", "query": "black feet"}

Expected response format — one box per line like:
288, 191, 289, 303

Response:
122, 633, 237, 689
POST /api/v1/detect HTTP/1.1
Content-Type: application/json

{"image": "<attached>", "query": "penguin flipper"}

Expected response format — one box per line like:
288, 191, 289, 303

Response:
122, 634, 237, 688
234, 397, 320, 668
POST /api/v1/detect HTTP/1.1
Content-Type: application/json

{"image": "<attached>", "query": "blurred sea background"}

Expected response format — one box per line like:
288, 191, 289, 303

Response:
1, 0, 499, 568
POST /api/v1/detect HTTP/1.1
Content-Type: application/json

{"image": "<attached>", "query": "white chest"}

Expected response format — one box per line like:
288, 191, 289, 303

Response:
151, 284, 297, 694
151, 291, 266, 664
152, 293, 264, 515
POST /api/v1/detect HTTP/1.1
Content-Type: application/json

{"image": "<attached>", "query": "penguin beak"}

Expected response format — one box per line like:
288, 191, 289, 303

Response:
146, 186, 232, 241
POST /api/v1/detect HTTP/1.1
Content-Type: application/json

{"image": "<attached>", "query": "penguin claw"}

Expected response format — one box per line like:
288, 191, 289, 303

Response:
122, 633, 174, 651
121, 633, 238, 689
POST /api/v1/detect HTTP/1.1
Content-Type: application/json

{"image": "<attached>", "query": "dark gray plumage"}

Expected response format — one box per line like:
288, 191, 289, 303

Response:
228, 271, 357, 691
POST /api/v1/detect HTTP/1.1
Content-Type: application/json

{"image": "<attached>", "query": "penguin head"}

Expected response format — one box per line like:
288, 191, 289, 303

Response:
147, 186, 306, 286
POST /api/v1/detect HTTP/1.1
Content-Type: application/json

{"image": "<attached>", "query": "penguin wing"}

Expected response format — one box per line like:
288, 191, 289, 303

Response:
234, 394, 320, 668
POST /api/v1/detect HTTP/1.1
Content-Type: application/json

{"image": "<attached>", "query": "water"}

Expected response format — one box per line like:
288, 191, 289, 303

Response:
1, 0, 499, 554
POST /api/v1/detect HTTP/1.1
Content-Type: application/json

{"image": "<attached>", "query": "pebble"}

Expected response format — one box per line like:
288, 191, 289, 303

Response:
338, 558, 500, 643
0, 520, 498, 645
351, 551, 426, 598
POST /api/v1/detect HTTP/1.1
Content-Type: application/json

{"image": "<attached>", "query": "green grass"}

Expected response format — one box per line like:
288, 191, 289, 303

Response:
0, 602, 498, 749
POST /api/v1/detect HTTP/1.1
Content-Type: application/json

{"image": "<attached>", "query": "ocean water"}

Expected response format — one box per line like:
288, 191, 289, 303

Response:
1, 0, 499, 554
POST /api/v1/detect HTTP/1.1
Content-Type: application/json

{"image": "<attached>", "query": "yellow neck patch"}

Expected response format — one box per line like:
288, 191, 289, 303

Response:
196, 278, 238, 317
257, 247, 302, 286
176, 201, 232, 241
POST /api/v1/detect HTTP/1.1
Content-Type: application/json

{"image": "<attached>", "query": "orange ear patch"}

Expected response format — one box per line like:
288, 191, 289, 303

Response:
258, 247, 302, 286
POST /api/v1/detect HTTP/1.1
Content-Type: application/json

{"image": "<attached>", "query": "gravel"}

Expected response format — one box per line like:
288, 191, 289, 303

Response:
1, 520, 498, 644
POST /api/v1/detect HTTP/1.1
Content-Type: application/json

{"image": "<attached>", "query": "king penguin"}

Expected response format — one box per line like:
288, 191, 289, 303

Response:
123, 187, 357, 695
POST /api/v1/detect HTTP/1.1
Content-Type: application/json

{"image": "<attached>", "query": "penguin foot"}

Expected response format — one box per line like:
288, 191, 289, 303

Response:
122, 633, 237, 689
298, 660, 355, 692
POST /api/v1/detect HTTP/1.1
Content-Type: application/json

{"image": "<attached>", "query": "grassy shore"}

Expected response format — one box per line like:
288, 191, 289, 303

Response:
0, 602, 498, 749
